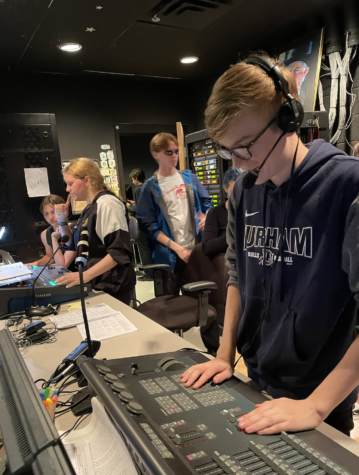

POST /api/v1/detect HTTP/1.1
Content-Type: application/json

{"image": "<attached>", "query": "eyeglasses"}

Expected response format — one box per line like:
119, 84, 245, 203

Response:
163, 150, 179, 156
215, 118, 276, 161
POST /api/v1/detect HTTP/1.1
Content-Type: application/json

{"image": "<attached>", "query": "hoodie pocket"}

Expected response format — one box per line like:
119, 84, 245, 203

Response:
238, 294, 310, 389
258, 308, 310, 388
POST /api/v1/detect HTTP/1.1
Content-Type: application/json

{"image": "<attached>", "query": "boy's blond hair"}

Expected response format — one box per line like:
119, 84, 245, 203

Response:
205, 54, 299, 141
150, 133, 178, 154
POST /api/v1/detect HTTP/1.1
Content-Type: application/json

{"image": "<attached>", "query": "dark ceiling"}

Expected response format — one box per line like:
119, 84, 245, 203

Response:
0, 0, 356, 82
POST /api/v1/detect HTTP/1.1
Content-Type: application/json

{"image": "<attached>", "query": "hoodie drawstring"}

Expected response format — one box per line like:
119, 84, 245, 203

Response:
244, 137, 300, 356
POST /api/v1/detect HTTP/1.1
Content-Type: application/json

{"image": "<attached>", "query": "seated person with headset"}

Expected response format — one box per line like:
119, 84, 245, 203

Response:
202, 167, 241, 259
182, 54, 359, 436
27, 194, 76, 269
54, 158, 136, 305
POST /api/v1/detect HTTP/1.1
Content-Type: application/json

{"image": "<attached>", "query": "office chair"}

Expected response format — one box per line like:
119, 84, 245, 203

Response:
128, 216, 142, 271
136, 250, 218, 337
186, 244, 228, 332
128, 216, 140, 308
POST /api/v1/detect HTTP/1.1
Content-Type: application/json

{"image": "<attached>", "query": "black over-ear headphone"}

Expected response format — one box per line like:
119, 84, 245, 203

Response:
242, 55, 304, 133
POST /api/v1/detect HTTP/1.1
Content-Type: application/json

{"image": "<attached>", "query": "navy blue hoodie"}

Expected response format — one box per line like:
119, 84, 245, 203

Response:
226, 139, 359, 410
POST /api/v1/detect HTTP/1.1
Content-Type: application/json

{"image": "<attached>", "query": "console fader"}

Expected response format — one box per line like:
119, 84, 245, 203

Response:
78, 351, 359, 475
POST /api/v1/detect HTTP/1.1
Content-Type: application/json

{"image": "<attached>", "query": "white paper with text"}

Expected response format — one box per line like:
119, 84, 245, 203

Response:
24, 167, 50, 197
61, 398, 137, 475
76, 314, 137, 342
50, 303, 118, 329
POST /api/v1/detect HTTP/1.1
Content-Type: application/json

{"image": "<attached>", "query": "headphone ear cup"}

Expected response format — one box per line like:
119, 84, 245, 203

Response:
276, 100, 304, 133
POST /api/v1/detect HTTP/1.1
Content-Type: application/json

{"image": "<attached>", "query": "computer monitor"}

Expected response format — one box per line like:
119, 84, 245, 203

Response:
0, 328, 75, 475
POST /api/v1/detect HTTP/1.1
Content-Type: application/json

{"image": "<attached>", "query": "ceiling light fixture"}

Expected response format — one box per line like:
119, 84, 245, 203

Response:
58, 43, 82, 52
180, 56, 198, 64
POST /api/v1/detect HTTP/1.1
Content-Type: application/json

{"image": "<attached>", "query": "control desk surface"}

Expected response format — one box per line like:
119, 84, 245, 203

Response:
79, 351, 359, 475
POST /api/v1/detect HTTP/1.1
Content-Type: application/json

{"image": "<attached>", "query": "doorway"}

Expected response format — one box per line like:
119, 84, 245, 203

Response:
114, 123, 187, 200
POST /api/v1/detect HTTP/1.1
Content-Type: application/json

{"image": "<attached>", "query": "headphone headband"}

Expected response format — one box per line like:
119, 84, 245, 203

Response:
242, 55, 304, 131
242, 56, 290, 98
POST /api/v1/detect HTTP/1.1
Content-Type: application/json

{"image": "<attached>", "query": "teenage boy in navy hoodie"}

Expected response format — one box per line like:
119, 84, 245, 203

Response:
181, 54, 359, 436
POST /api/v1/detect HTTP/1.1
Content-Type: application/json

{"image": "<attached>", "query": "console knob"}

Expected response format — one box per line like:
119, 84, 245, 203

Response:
97, 365, 111, 375
174, 435, 182, 445
119, 391, 134, 403
112, 381, 126, 393
104, 374, 118, 383
127, 402, 143, 415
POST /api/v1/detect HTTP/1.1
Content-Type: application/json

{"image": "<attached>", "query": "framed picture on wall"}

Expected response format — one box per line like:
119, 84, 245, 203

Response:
71, 198, 88, 215
278, 29, 324, 112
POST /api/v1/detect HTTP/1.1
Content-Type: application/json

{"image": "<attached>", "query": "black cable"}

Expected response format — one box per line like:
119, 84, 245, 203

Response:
234, 354, 243, 367
57, 373, 78, 395
56, 393, 76, 408
34, 322, 59, 346
55, 393, 90, 417
60, 411, 91, 439
0, 311, 25, 321
57, 389, 79, 395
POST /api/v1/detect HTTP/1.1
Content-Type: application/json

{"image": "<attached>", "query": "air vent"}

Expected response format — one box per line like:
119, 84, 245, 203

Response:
139, 0, 239, 32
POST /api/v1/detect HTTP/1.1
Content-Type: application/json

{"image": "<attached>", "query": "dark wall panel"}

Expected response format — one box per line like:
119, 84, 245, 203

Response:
120, 134, 158, 189
0, 73, 195, 165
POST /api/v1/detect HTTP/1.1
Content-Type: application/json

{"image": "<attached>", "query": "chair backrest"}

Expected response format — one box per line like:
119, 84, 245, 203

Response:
185, 243, 229, 324
128, 216, 139, 243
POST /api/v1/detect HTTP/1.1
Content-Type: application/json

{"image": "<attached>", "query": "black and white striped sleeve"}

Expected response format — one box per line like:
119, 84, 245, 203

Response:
96, 195, 132, 264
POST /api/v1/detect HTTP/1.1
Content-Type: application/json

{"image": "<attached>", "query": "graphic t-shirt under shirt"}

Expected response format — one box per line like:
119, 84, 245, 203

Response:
157, 171, 195, 250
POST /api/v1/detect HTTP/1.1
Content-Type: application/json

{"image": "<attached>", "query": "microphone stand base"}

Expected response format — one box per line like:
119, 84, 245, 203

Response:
25, 306, 55, 318
71, 387, 92, 417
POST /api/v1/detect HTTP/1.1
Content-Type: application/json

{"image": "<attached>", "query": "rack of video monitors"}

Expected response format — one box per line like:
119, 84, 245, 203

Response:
185, 129, 232, 207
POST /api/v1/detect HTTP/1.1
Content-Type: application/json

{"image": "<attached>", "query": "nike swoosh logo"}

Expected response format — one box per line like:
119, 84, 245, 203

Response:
245, 210, 260, 217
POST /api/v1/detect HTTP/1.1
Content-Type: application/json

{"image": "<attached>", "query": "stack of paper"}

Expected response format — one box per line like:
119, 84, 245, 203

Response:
61, 398, 137, 475
77, 314, 138, 342
50, 302, 138, 342
50, 303, 118, 329
0, 262, 33, 286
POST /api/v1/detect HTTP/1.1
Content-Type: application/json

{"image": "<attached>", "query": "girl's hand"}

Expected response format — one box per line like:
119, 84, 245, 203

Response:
55, 194, 71, 223
56, 271, 90, 288
51, 227, 61, 241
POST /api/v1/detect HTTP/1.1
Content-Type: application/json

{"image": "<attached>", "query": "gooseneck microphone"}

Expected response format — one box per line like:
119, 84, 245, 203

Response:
75, 227, 94, 358
76, 227, 90, 268
242, 131, 286, 190
48, 340, 101, 385
25, 235, 70, 318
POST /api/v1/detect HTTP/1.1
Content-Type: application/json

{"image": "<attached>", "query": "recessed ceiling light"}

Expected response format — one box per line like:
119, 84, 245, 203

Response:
58, 43, 82, 52
180, 56, 198, 64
